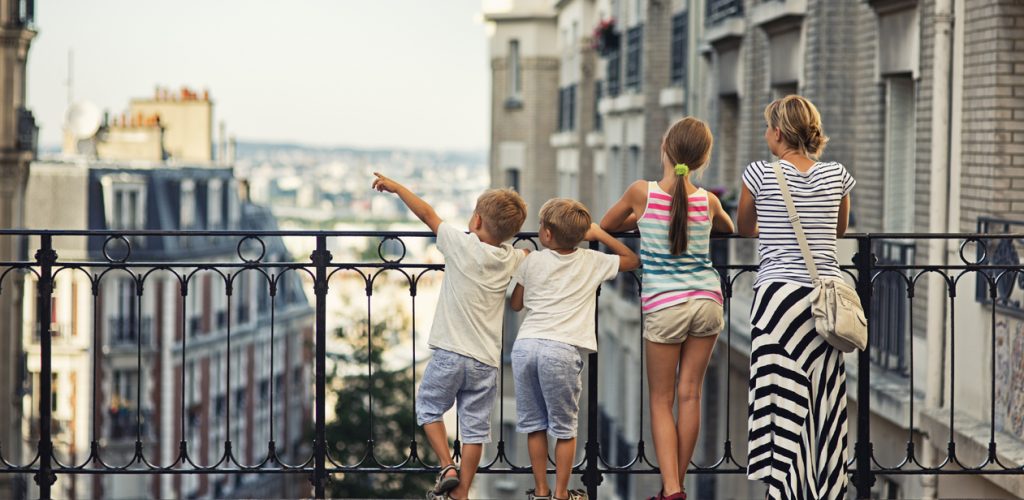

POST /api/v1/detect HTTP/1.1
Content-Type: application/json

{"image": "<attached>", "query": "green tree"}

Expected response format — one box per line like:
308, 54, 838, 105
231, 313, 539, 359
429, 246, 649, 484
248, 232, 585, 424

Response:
325, 311, 435, 498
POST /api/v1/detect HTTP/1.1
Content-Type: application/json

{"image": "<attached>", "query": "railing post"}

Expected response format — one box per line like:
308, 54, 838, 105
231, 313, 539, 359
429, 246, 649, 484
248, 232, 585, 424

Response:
310, 235, 332, 498
34, 234, 57, 499
582, 241, 603, 499
853, 236, 875, 499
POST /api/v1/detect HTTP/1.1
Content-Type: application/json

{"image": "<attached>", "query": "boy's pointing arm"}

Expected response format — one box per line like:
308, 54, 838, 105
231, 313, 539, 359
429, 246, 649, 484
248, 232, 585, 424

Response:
372, 172, 442, 234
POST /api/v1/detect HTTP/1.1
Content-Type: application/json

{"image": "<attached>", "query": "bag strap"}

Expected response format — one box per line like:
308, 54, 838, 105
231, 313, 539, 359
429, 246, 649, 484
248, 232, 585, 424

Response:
771, 161, 820, 281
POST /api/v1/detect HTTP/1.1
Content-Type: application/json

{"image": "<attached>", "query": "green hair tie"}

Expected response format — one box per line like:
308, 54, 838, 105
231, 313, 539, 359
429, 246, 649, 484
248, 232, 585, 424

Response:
674, 163, 689, 176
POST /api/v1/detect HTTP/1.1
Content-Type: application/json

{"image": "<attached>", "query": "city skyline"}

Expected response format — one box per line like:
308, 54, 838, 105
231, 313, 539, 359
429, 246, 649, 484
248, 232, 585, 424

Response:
29, 0, 490, 152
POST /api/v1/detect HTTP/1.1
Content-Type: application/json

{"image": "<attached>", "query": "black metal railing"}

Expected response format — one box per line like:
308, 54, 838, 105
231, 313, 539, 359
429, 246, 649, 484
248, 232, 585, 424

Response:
1, 229, 1024, 499
870, 239, 914, 374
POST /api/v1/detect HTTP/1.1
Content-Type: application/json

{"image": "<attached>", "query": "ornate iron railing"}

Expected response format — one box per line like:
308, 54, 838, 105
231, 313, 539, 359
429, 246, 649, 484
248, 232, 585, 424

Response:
0, 229, 1023, 499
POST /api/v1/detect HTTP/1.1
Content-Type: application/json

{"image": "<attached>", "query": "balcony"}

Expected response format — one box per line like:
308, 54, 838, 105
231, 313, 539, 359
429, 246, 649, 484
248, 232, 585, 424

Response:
6, 0, 34, 28
108, 406, 153, 441
706, 0, 744, 26
107, 317, 152, 349
5, 228, 1024, 499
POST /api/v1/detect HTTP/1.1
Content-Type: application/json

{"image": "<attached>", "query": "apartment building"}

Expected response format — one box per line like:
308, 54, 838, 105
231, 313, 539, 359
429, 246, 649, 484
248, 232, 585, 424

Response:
20, 91, 314, 499
488, 0, 1024, 498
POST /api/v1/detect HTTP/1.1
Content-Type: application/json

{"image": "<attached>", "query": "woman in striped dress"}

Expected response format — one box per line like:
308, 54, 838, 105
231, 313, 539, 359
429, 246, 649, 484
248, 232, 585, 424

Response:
737, 95, 855, 499
601, 117, 734, 500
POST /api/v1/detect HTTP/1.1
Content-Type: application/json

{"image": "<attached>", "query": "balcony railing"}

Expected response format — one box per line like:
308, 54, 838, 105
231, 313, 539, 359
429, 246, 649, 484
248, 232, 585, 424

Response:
108, 317, 152, 348
706, 0, 744, 25
1, 228, 1024, 499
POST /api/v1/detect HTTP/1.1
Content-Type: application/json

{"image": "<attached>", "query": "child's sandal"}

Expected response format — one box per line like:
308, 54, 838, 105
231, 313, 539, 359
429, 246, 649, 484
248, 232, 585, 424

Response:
432, 464, 460, 495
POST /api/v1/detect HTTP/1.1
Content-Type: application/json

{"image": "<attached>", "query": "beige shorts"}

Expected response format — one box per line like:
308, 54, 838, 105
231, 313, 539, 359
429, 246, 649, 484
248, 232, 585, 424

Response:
643, 299, 724, 344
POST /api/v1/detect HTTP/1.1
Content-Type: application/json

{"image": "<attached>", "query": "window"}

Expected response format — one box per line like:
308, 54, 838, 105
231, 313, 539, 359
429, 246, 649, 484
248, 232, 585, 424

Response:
625, 26, 643, 91
227, 179, 241, 229
111, 278, 137, 345
883, 76, 916, 233
112, 369, 138, 407
558, 153, 579, 199
707, 0, 743, 25
101, 175, 147, 232
716, 95, 740, 187
505, 168, 521, 192
207, 178, 223, 230
671, 11, 688, 85
772, 82, 798, 100
607, 45, 622, 97
627, 146, 641, 184
51, 373, 58, 413
594, 80, 604, 131
180, 179, 196, 230
594, 150, 607, 214
508, 40, 522, 100
558, 84, 577, 132
609, 146, 621, 196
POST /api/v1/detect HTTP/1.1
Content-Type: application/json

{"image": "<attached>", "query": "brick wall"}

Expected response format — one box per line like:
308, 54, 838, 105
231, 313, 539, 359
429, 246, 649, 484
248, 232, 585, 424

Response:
642, 0, 673, 179
490, 56, 560, 229
959, 0, 1024, 228
852, 1, 884, 233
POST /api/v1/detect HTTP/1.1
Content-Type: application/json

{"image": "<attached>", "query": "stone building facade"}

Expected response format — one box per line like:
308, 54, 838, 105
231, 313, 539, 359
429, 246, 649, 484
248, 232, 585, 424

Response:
0, 0, 35, 496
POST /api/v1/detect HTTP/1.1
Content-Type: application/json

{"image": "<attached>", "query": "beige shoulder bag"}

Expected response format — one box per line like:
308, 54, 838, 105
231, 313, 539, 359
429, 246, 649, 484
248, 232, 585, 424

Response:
771, 161, 867, 353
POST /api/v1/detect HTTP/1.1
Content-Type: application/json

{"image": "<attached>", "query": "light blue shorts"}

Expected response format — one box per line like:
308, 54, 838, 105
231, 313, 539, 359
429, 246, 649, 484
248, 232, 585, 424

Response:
511, 338, 585, 440
416, 348, 498, 444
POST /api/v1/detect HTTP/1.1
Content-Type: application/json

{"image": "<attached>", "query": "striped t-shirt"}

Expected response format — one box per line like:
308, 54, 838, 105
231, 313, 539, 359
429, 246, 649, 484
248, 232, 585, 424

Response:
741, 160, 856, 289
637, 182, 723, 313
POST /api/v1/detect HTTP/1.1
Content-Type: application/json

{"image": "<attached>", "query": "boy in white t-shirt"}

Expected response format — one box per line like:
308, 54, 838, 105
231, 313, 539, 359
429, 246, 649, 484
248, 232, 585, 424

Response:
372, 173, 529, 500
510, 198, 640, 500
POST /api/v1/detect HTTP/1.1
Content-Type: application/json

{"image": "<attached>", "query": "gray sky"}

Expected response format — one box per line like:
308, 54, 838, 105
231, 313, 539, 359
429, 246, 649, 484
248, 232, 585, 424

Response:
28, 0, 491, 151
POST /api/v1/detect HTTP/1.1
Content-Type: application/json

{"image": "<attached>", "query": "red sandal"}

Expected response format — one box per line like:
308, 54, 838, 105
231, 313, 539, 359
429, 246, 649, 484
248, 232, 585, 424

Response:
648, 489, 686, 500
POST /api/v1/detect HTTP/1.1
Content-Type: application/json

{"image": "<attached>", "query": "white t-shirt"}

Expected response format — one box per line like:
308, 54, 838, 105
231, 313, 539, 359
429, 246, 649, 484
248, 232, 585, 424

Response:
513, 248, 621, 353
428, 222, 527, 367
741, 160, 855, 288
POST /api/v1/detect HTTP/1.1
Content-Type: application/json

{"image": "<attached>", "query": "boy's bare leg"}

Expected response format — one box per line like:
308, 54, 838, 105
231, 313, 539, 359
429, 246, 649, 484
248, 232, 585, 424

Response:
423, 421, 458, 481
448, 443, 482, 499
527, 431, 551, 496
553, 437, 576, 499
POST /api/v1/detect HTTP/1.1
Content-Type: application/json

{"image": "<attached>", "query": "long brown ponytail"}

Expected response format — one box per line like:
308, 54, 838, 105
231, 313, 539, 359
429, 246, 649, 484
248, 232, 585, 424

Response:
663, 117, 713, 255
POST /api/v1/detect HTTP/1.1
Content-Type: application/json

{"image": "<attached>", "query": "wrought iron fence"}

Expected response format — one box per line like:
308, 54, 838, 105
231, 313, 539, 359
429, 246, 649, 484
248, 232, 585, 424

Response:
0, 229, 1023, 499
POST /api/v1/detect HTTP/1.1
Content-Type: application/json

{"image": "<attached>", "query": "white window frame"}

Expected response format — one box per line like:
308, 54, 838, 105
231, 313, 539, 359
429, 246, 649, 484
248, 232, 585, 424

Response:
100, 174, 147, 231
207, 178, 223, 230
180, 179, 196, 230
508, 40, 522, 99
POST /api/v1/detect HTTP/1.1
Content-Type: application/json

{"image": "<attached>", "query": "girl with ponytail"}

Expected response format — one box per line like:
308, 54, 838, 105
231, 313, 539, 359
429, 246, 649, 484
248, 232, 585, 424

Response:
600, 117, 734, 500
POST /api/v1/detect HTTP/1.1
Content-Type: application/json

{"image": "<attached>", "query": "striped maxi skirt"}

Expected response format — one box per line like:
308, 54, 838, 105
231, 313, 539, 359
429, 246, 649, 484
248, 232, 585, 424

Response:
747, 282, 849, 500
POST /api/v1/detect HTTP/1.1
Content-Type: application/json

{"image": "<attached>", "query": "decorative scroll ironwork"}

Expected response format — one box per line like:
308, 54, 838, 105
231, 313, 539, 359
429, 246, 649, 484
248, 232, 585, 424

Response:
0, 228, 1021, 499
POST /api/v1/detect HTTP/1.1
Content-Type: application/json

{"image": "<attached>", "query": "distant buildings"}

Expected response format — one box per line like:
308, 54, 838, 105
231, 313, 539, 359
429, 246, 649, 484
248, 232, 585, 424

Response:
23, 90, 313, 499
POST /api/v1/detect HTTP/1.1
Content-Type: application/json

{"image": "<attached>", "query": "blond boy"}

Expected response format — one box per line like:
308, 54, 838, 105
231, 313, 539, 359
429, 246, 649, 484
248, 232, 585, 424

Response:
510, 198, 640, 500
372, 173, 528, 500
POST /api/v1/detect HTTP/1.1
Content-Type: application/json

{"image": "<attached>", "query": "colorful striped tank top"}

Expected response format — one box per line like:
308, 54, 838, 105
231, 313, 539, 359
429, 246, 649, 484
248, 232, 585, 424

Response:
636, 182, 723, 313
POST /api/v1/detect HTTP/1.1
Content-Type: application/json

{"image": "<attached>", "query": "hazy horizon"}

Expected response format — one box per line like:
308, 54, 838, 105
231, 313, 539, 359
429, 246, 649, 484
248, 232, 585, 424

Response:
28, 1, 492, 152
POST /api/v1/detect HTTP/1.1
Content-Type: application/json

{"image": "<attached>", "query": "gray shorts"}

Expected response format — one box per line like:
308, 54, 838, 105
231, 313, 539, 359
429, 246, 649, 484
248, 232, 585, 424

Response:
511, 338, 584, 440
416, 348, 498, 444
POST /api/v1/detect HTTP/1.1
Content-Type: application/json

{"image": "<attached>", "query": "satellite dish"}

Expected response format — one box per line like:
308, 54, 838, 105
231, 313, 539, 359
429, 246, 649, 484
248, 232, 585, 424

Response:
66, 101, 101, 139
